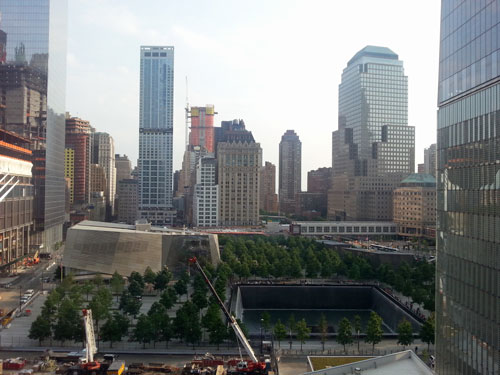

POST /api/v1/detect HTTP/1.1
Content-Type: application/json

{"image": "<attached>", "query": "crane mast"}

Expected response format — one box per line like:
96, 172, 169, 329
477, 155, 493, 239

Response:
82, 309, 97, 363
189, 257, 258, 363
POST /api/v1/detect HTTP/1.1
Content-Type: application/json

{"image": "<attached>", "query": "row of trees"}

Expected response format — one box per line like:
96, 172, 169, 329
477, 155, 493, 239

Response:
29, 275, 114, 345
268, 311, 435, 353
30, 260, 236, 349
220, 236, 435, 311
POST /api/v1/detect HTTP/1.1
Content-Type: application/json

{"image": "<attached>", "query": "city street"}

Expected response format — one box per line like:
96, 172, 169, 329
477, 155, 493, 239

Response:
0, 254, 60, 315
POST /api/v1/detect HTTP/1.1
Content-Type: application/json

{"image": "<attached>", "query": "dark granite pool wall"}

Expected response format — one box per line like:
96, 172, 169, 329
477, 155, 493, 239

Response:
231, 285, 422, 332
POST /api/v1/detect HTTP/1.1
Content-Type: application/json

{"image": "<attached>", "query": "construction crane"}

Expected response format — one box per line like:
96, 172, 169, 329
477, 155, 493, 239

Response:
80, 309, 100, 372
188, 257, 267, 374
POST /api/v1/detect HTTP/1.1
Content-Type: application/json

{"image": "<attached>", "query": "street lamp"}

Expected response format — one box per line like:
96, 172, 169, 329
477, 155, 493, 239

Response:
260, 318, 264, 354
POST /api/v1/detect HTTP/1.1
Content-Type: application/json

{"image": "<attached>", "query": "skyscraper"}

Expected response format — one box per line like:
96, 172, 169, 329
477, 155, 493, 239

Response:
189, 105, 215, 153
193, 157, 219, 227
65, 115, 92, 205
115, 154, 132, 183
93, 132, 116, 218
436, 1, 500, 374
279, 130, 301, 214
0, 129, 33, 271
259, 161, 278, 213
117, 179, 138, 225
138, 46, 175, 226
423, 143, 437, 177
330, 46, 414, 221
0, 0, 68, 250
217, 120, 262, 226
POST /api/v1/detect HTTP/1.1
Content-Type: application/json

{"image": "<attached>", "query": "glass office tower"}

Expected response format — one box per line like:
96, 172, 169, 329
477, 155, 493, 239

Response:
436, 1, 499, 374
0, 0, 68, 250
138, 46, 175, 225
330, 46, 414, 221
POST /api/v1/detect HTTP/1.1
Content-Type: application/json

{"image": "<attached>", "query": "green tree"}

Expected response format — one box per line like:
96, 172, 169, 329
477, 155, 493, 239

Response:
192, 288, 208, 311
101, 312, 129, 348
110, 271, 125, 301
119, 291, 142, 318
337, 317, 353, 353
174, 301, 202, 348
143, 266, 157, 285
154, 268, 172, 291
207, 310, 227, 349
261, 311, 271, 333
419, 314, 435, 350
129, 271, 145, 289
128, 279, 144, 297
41, 289, 61, 321
348, 264, 361, 280
174, 279, 188, 300
202, 303, 220, 331
159, 287, 178, 309
29, 315, 51, 345
88, 287, 113, 341
353, 314, 362, 352
397, 318, 414, 349
237, 261, 251, 279
288, 258, 303, 278
161, 315, 174, 348
305, 249, 321, 278
296, 319, 310, 351
213, 277, 227, 304
81, 281, 94, 302
365, 312, 383, 353
53, 299, 83, 345
148, 302, 169, 348
273, 319, 287, 348
134, 314, 155, 348
318, 314, 328, 351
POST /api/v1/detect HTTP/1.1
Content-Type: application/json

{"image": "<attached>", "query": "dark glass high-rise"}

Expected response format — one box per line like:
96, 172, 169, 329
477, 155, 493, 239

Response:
0, 0, 68, 250
436, 1, 499, 374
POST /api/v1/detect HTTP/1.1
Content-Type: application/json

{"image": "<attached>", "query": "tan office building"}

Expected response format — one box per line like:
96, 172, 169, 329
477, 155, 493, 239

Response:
393, 174, 436, 238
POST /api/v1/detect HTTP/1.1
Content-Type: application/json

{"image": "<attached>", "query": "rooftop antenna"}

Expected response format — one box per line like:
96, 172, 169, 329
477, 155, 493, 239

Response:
185, 76, 189, 149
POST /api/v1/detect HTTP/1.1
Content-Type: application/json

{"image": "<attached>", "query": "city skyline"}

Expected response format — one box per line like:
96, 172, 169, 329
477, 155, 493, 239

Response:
65, 0, 440, 187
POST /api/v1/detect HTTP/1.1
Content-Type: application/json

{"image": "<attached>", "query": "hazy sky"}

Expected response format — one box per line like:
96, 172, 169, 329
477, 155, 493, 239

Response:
66, 0, 441, 187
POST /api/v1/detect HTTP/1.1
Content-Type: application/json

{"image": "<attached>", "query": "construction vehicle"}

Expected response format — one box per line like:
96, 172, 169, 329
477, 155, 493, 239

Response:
188, 257, 268, 375
81, 309, 101, 372
66, 309, 101, 374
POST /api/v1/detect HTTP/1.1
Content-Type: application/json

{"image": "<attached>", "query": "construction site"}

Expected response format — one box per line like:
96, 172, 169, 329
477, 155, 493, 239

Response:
0, 257, 276, 375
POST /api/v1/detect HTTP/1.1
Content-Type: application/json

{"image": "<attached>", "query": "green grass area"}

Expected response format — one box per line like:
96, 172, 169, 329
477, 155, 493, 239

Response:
309, 356, 373, 371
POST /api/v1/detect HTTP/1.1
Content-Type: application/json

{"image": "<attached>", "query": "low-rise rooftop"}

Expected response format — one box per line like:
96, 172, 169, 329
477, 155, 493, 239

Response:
306, 351, 432, 375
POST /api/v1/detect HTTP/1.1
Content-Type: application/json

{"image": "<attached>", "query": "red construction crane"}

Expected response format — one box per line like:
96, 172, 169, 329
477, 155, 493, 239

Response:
188, 257, 268, 375
80, 309, 100, 372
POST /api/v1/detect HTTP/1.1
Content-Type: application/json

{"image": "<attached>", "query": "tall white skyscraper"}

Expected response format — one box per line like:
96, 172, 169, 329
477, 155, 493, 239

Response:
138, 46, 175, 225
